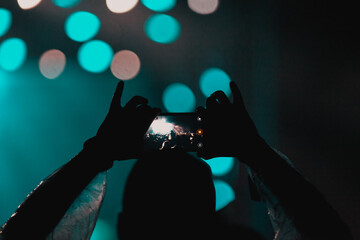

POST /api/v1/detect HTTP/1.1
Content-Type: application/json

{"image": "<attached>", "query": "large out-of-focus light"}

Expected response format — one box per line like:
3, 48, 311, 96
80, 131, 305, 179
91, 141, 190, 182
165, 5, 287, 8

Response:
110, 50, 140, 80
144, 14, 181, 44
65, 11, 100, 42
0, 38, 27, 72
39, 49, 66, 79
17, 0, 43, 10
188, 0, 219, 15
204, 157, 234, 176
106, 0, 139, 13
199, 67, 231, 97
162, 83, 195, 112
78, 40, 113, 73
0, 9, 12, 38
141, 0, 176, 12
53, 0, 82, 8
213, 180, 235, 211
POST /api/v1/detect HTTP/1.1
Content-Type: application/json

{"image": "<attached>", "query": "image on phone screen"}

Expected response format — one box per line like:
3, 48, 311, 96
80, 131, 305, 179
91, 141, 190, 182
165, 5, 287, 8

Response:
143, 113, 204, 152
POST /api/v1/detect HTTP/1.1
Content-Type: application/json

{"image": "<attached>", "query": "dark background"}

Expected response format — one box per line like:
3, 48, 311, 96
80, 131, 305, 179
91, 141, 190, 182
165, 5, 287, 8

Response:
0, 0, 359, 239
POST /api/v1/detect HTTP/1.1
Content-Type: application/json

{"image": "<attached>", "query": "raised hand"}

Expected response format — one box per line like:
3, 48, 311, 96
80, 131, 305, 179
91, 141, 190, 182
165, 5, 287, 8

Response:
197, 82, 263, 162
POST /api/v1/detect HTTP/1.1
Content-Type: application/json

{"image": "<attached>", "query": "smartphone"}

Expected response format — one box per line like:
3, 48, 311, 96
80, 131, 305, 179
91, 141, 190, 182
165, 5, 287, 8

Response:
143, 113, 204, 152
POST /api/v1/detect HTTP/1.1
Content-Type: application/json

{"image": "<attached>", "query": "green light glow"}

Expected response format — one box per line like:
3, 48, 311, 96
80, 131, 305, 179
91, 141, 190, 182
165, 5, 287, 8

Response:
77, 40, 113, 73
141, 0, 176, 12
213, 180, 235, 211
0, 8, 12, 38
162, 83, 196, 112
53, 0, 82, 8
204, 157, 234, 176
0, 38, 27, 72
65, 11, 100, 42
199, 68, 231, 97
144, 14, 181, 44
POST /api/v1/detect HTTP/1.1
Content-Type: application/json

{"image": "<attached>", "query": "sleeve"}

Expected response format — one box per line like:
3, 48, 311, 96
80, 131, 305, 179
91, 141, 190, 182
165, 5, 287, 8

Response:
247, 149, 303, 240
45, 171, 107, 240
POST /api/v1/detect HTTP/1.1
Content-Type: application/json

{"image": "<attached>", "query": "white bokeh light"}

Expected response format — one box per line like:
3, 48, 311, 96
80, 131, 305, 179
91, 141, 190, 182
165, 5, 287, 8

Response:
106, 0, 139, 13
110, 50, 140, 80
187, 0, 219, 15
39, 49, 66, 79
17, 0, 43, 10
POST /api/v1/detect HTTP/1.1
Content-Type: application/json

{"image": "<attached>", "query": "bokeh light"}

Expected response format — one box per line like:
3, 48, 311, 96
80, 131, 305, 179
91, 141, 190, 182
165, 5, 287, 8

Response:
17, 0, 43, 10
110, 50, 141, 80
0, 38, 27, 72
106, 0, 139, 13
78, 40, 113, 73
188, 0, 219, 15
53, 0, 82, 8
144, 14, 181, 44
213, 180, 235, 211
39, 49, 66, 79
141, 0, 177, 12
90, 218, 116, 240
0, 9, 12, 38
199, 67, 231, 97
65, 11, 100, 42
162, 83, 196, 112
204, 157, 234, 176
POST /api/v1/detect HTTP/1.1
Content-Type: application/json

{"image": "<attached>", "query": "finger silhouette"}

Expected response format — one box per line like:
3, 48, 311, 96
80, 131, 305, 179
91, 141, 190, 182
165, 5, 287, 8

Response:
212, 90, 230, 105
109, 81, 124, 111
125, 96, 148, 110
230, 81, 244, 107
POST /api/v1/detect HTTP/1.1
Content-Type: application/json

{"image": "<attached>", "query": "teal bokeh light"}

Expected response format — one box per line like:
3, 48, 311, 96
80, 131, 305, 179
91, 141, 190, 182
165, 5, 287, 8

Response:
213, 180, 235, 211
144, 14, 181, 44
90, 218, 116, 240
65, 11, 100, 42
0, 38, 27, 72
162, 83, 196, 112
199, 68, 231, 97
0, 9, 12, 38
141, 0, 176, 12
78, 40, 113, 73
204, 157, 234, 176
53, 0, 82, 8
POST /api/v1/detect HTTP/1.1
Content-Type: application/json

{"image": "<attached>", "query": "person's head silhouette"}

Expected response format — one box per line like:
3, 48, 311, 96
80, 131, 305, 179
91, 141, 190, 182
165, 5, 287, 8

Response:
117, 151, 215, 238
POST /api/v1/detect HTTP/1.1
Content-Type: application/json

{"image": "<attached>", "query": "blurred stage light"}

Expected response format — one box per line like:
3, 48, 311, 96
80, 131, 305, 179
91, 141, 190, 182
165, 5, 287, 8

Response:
110, 50, 140, 80
213, 180, 235, 211
204, 157, 234, 176
90, 218, 116, 240
65, 11, 100, 42
106, 0, 139, 13
78, 40, 113, 73
0, 9, 12, 38
141, 0, 177, 12
144, 14, 181, 44
39, 49, 66, 79
199, 67, 231, 97
188, 0, 219, 15
53, 0, 82, 8
162, 83, 196, 112
17, 0, 43, 10
0, 38, 27, 72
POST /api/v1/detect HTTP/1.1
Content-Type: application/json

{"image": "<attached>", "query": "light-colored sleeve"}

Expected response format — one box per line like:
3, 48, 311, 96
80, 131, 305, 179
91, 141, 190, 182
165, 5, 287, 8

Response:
45, 171, 107, 240
247, 150, 303, 240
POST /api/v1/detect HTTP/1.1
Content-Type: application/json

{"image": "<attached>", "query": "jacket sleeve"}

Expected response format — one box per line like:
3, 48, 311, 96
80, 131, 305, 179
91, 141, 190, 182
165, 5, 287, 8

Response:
45, 171, 107, 240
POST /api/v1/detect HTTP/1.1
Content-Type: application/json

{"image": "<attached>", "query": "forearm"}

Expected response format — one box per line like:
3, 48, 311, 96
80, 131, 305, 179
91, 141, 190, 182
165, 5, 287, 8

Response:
243, 139, 352, 240
0, 149, 102, 239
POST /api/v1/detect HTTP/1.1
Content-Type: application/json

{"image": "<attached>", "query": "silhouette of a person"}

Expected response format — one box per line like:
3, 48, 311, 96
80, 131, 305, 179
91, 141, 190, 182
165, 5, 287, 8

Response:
0, 81, 353, 240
